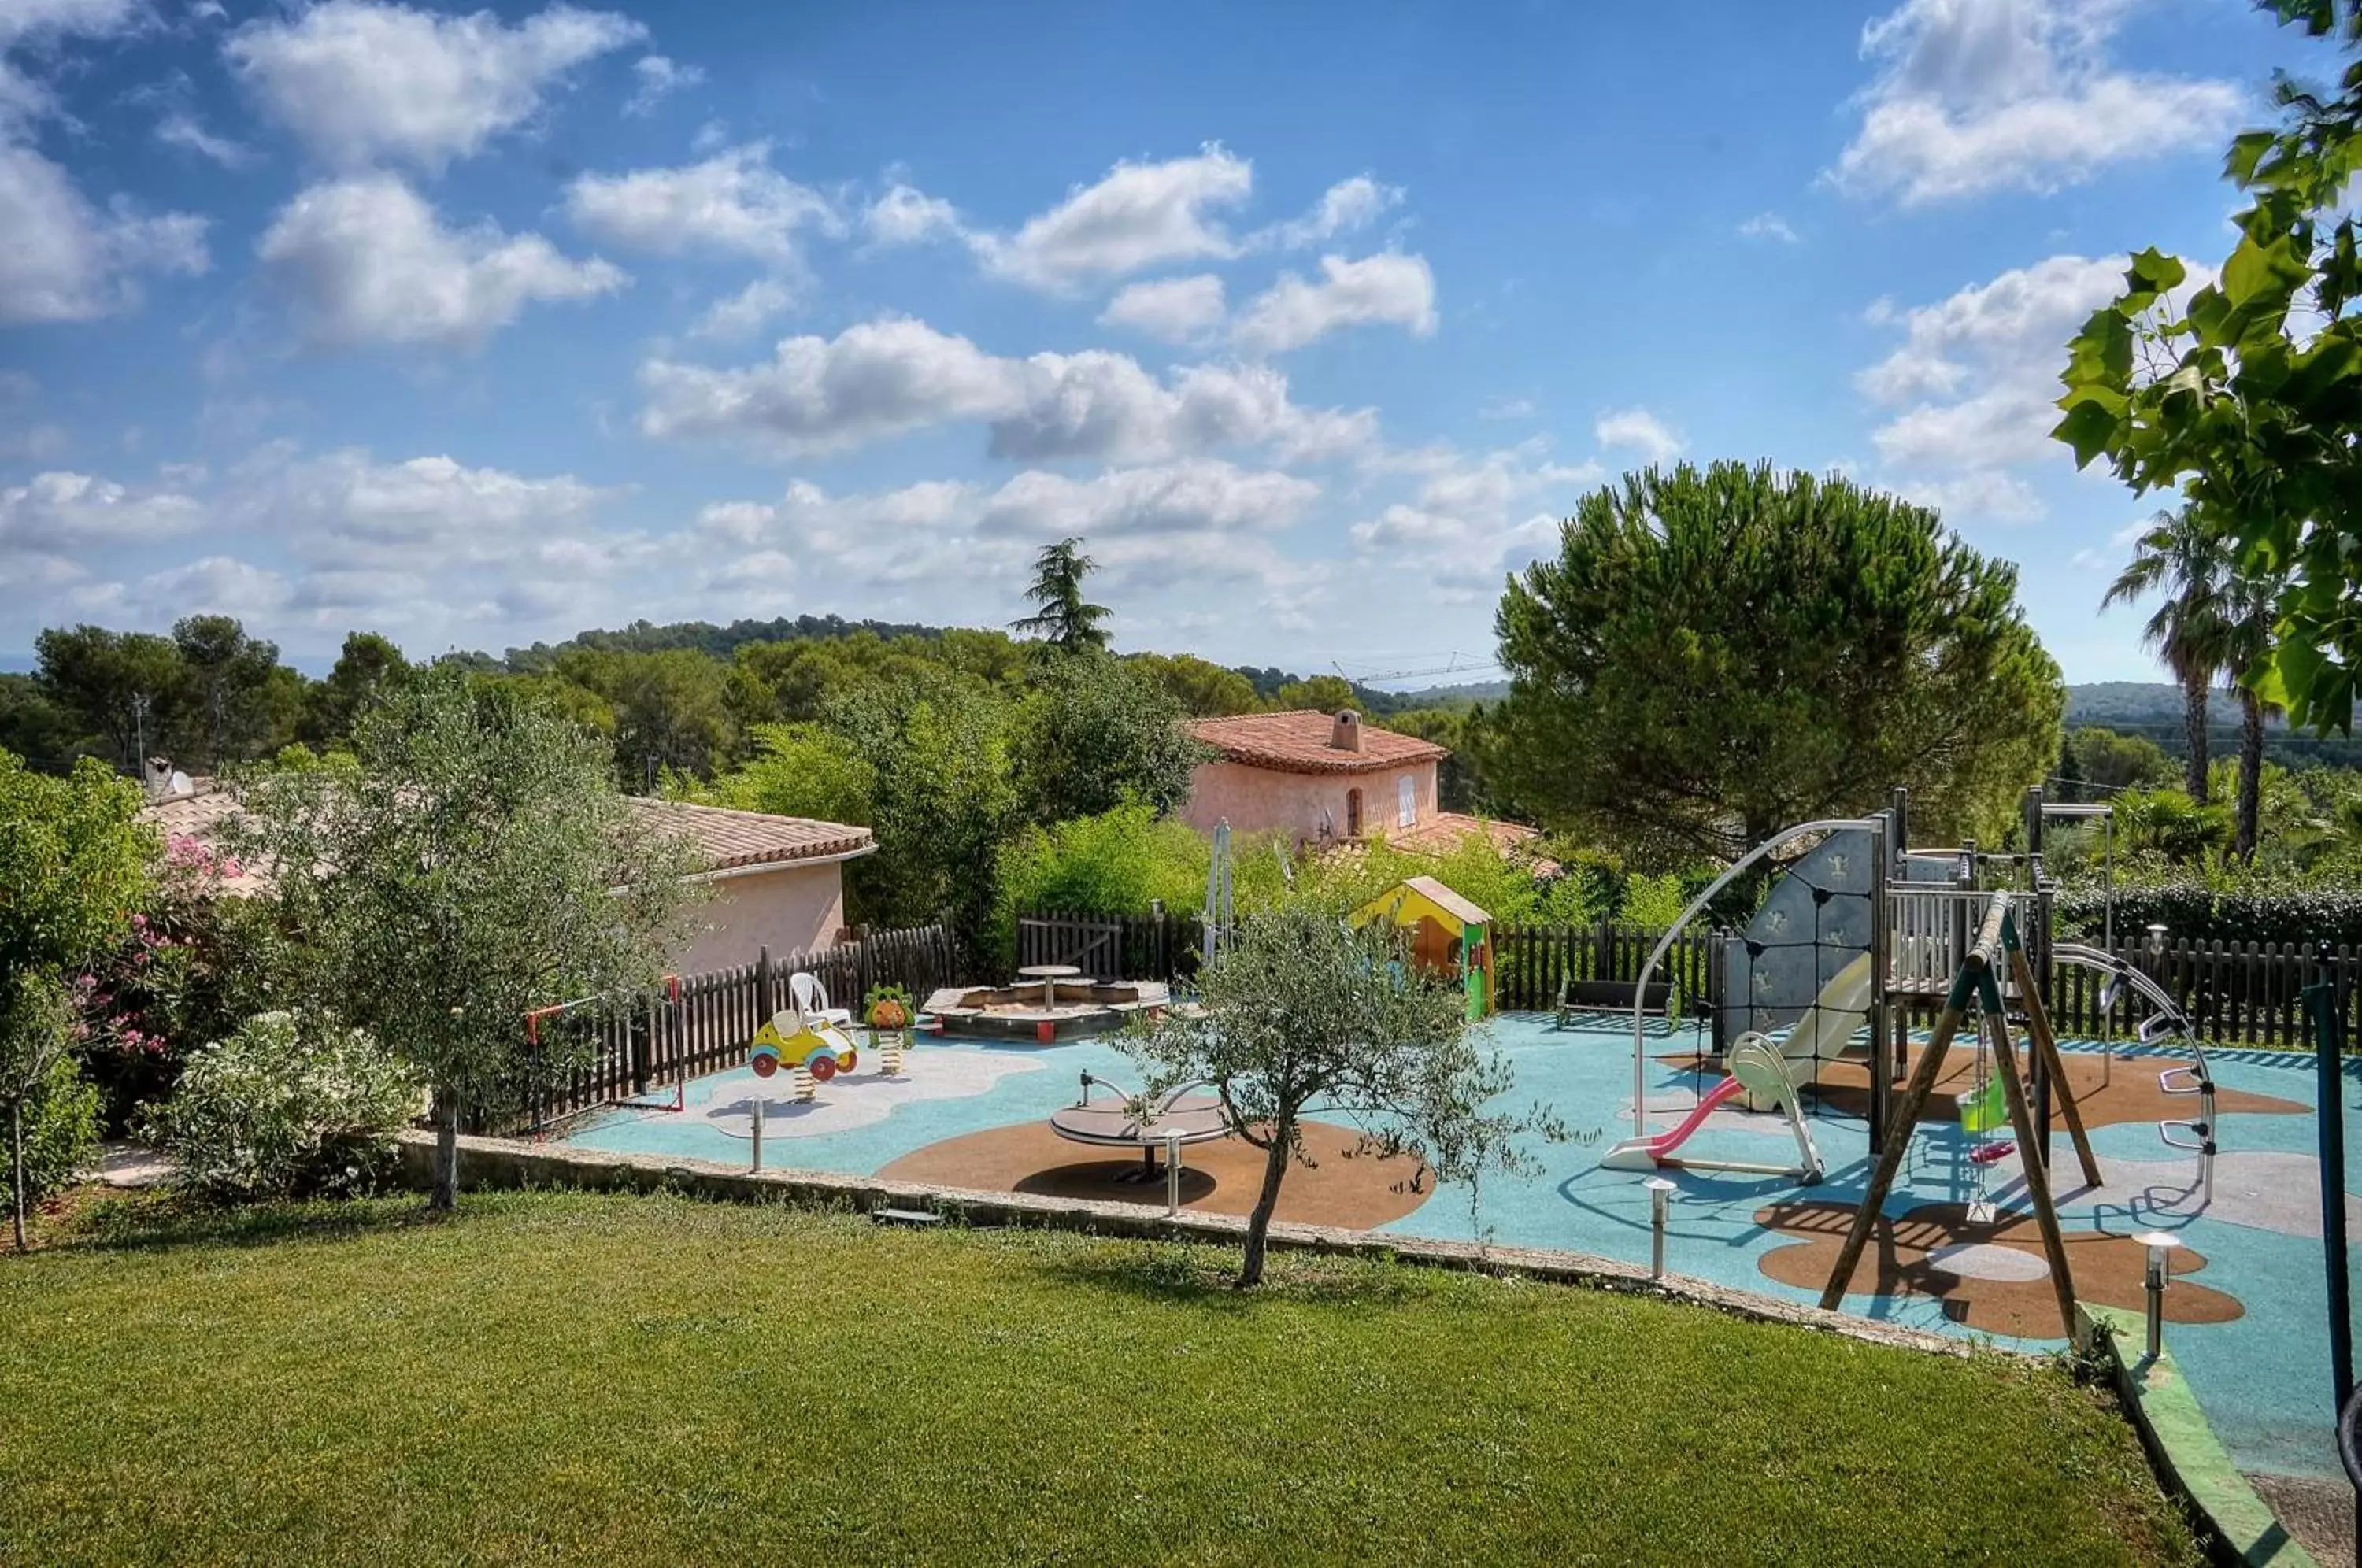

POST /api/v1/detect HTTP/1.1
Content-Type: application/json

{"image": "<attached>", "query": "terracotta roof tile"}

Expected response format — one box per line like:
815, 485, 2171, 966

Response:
624, 797, 874, 871
139, 786, 872, 889
1188, 710, 1447, 775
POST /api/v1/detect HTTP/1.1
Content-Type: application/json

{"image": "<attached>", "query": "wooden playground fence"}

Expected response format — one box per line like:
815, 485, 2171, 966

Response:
510, 919, 960, 1133
1024, 911, 2362, 1052
504, 918, 2358, 1132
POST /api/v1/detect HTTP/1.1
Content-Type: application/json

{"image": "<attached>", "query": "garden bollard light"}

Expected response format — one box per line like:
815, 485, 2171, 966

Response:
751, 1091, 764, 1174
2138, 1231, 2180, 1361
1646, 1177, 1675, 1281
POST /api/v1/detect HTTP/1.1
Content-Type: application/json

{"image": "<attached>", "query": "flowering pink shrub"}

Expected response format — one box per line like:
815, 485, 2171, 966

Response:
76, 837, 283, 1128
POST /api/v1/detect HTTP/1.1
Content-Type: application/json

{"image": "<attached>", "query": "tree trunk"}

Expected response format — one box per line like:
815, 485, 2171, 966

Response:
431, 1086, 461, 1211
1238, 1121, 1295, 1288
2235, 686, 2265, 863
9, 1100, 26, 1253
2182, 671, 2210, 802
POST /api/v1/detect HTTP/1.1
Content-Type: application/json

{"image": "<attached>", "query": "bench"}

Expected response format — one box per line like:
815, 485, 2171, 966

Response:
1555, 978, 1675, 1023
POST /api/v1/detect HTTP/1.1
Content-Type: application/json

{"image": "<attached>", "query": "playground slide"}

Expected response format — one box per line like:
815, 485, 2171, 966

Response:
1601, 1075, 1748, 1170
1772, 952, 1874, 1063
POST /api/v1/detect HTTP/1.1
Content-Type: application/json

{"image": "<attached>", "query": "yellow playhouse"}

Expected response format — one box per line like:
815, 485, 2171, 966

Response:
1350, 876, 1495, 1020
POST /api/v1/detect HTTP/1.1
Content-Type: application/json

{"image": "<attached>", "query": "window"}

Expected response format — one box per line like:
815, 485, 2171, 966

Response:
1396, 774, 1416, 829
1346, 787, 1362, 838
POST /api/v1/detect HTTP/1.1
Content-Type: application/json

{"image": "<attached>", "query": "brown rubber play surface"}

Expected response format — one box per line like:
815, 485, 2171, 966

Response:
1660, 1041, 2305, 1130
1755, 1199, 2243, 1337
877, 1117, 1434, 1230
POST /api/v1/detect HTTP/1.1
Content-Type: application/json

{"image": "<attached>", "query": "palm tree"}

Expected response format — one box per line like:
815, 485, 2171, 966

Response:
2218, 566, 2290, 861
2101, 505, 2232, 803
1011, 537, 1112, 653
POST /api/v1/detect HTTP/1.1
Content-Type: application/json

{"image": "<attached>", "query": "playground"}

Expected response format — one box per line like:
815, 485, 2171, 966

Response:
555, 792, 2362, 1536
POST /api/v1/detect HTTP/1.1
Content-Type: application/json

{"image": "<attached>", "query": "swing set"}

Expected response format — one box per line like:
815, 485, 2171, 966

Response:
1816, 890, 2102, 1338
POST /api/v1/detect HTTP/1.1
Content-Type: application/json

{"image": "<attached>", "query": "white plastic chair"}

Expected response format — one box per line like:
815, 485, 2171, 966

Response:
789, 971, 853, 1026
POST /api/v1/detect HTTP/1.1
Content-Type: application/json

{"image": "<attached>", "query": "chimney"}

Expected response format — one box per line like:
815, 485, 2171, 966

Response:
1329, 710, 1361, 753
143, 756, 172, 800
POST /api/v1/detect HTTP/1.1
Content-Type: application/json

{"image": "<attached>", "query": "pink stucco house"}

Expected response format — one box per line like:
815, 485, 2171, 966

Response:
142, 785, 874, 974
1183, 709, 1448, 846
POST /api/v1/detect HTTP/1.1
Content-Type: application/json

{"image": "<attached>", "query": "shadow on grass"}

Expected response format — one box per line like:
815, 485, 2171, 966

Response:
1028, 1235, 1439, 1312
40, 1186, 458, 1257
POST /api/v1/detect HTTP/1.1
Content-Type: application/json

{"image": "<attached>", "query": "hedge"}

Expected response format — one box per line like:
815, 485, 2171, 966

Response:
2054, 883, 2362, 948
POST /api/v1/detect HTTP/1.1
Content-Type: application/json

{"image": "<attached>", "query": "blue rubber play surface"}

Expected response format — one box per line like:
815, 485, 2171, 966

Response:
559, 1011, 2362, 1486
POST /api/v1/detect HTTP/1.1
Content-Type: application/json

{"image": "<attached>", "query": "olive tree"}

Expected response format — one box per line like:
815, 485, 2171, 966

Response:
1122, 904, 1538, 1286
0, 754, 153, 1248
227, 668, 702, 1209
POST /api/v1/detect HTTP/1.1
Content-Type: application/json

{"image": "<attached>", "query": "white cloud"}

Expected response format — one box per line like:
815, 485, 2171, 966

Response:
639, 316, 1024, 454
154, 110, 253, 167
0, 469, 204, 552
227, 0, 644, 172
246, 448, 624, 567
1857, 253, 2123, 485
689, 276, 792, 342
564, 142, 837, 262
1831, 0, 2243, 205
638, 316, 1377, 464
0, 142, 208, 324
1232, 252, 1437, 355
1738, 211, 1798, 243
862, 182, 962, 247
1593, 407, 1683, 464
259, 173, 626, 349
692, 463, 1325, 621
976, 460, 1318, 538
1098, 273, 1226, 344
624, 53, 701, 116
1894, 471, 2045, 522
0, 2, 209, 322
1349, 441, 1597, 604
1478, 396, 1535, 420
1264, 175, 1401, 249
975, 144, 1251, 290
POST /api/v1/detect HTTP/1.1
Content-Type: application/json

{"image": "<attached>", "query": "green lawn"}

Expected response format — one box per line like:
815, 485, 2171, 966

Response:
0, 1191, 2194, 1567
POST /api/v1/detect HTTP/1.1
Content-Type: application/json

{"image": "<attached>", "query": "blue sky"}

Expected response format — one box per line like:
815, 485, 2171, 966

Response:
0, 0, 2305, 681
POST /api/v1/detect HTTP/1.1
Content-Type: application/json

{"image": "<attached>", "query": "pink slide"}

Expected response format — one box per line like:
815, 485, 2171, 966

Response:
1601, 1076, 1746, 1170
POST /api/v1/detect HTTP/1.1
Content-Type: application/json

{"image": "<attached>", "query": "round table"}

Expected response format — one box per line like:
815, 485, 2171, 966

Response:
1015, 963, 1082, 1009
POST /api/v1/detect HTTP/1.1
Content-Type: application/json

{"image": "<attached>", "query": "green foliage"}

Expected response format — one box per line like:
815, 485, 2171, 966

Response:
223, 665, 702, 1206
2071, 727, 2176, 793
996, 802, 1210, 931
2112, 787, 2235, 866
709, 723, 873, 826
1127, 652, 1262, 716
2053, 6, 2362, 732
2057, 881, 2362, 947
1010, 652, 1205, 824
0, 757, 154, 1194
299, 633, 411, 749
2100, 507, 2239, 801
1272, 674, 1359, 712
0, 674, 82, 767
139, 1011, 425, 1202
1616, 872, 1691, 930
552, 646, 739, 787
1487, 462, 2065, 864
33, 624, 187, 767
0, 984, 100, 1221
1124, 900, 1538, 1283
1010, 537, 1113, 652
